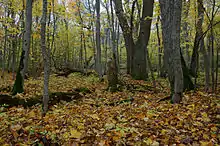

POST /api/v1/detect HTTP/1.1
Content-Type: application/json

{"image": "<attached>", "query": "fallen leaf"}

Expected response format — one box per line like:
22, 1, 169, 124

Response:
70, 129, 82, 139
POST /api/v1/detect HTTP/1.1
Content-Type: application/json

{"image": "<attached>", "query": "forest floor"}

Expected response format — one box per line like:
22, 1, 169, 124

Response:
0, 72, 219, 145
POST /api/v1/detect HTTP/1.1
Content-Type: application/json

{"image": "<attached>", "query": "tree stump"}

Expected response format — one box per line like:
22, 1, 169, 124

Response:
107, 58, 118, 92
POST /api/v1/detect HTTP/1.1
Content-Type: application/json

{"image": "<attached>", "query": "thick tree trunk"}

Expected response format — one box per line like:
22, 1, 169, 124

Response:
160, 0, 184, 103
113, 0, 154, 80
132, 0, 154, 80
41, 0, 50, 115
12, 0, 33, 95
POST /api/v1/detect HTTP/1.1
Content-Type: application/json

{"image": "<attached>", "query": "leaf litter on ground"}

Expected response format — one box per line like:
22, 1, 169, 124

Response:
0, 72, 219, 145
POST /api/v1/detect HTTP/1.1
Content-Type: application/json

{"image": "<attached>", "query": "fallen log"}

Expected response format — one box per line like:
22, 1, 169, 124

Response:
0, 91, 83, 108
55, 68, 97, 77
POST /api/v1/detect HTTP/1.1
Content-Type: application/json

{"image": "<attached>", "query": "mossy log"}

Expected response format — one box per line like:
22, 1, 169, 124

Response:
0, 91, 83, 108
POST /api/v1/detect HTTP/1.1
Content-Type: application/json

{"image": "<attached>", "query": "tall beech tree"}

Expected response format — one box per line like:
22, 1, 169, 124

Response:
113, 0, 154, 80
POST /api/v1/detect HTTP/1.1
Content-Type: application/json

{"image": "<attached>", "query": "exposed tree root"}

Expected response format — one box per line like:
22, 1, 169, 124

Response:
156, 95, 171, 103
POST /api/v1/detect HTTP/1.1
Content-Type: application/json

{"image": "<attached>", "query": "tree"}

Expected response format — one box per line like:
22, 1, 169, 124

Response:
190, 0, 205, 84
159, 0, 184, 103
107, 58, 118, 92
103, 0, 119, 91
95, 0, 102, 78
2, 5, 8, 78
12, 0, 33, 95
182, 0, 191, 66
194, 0, 210, 91
41, 0, 50, 115
113, 0, 154, 80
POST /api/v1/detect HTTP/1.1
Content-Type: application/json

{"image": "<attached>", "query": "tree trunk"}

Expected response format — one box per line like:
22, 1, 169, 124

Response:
132, 0, 154, 80
12, 0, 33, 95
182, 0, 190, 66
190, 0, 204, 79
11, 36, 17, 80
210, 0, 215, 92
156, 16, 162, 77
146, 49, 156, 87
216, 43, 219, 91
113, 0, 154, 80
160, 0, 184, 103
41, 0, 50, 115
96, 0, 102, 78
23, 0, 33, 76
116, 21, 120, 71
80, 34, 83, 69
200, 38, 210, 91
107, 58, 118, 92
10, 10, 17, 79
110, 0, 119, 73
2, 7, 8, 78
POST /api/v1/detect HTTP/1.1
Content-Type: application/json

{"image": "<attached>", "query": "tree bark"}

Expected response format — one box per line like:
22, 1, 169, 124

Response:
41, 0, 50, 115
23, 0, 33, 76
132, 0, 154, 80
12, 0, 33, 95
113, 0, 154, 80
210, 0, 215, 92
2, 6, 9, 78
156, 16, 162, 77
182, 0, 191, 66
110, 0, 119, 74
159, 0, 184, 103
216, 42, 219, 91
107, 58, 118, 92
190, 0, 204, 79
200, 38, 210, 91
96, 0, 102, 78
